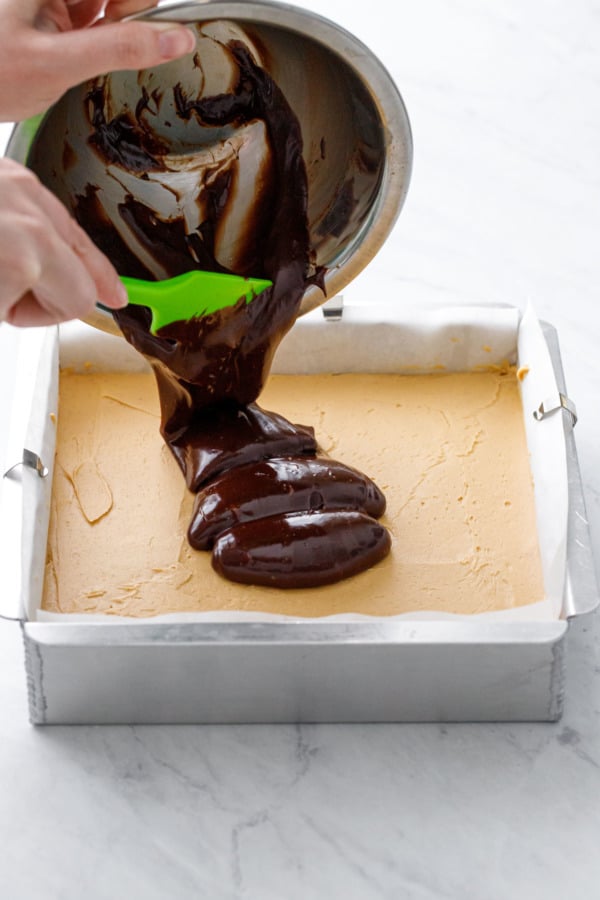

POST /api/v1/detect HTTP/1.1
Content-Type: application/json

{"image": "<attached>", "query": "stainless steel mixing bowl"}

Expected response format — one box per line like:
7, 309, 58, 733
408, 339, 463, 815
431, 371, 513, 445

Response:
7, 0, 412, 335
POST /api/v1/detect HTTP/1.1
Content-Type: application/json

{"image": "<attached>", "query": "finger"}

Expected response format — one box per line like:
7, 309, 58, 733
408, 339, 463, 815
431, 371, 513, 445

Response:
2, 206, 113, 325
5, 0, 48, 25
31, 237, 105, 322
31, 186, 128, 310
67, 217, 129, 310
38, 19, 196, 88
4, 291, 68, 328
0, 164, 128, 313
3, 238, 98, 327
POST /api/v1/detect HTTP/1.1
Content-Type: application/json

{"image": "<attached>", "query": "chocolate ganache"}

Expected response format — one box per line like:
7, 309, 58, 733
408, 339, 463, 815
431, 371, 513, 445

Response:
79, 38, 390, 588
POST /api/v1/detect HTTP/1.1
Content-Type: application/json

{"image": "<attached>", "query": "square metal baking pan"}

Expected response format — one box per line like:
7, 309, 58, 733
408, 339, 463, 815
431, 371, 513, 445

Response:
1, 308, 597, 724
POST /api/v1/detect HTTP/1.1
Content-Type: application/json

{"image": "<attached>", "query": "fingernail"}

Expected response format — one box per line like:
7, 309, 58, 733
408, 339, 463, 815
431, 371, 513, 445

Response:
147, 24, 196, 59
114, 280, 129, 308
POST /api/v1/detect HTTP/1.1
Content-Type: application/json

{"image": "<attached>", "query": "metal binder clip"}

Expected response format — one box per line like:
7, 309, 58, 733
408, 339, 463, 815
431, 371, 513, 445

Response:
533, 393, 578, 428
322, 295, 344, 321
3, 448, 48, 479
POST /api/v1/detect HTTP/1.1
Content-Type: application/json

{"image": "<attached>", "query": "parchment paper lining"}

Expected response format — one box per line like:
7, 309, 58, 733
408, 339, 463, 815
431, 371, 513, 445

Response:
26, 303, 567, 623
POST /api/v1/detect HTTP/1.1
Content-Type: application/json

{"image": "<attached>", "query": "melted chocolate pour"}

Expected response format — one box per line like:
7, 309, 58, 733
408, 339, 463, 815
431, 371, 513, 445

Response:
81, 41, 390, 588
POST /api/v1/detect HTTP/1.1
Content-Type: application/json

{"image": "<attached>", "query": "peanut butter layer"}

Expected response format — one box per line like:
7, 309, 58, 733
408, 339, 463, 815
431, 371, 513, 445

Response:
43, 370, 543, 617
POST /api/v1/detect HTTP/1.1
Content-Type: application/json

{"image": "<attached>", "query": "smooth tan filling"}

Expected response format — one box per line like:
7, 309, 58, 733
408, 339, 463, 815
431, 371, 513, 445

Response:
42, 369, 543, 617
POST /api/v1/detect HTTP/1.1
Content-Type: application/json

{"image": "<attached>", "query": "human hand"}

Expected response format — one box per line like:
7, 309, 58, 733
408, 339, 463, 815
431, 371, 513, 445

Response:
0, 0, 197, 122
0, 158, 128, 326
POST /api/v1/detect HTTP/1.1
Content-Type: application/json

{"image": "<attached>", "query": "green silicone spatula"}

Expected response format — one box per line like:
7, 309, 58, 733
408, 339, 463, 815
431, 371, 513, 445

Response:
117, 271, 273, 335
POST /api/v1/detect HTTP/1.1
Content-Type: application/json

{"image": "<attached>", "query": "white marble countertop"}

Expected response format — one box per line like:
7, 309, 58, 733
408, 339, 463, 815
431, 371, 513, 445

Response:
2, 1, 600, 896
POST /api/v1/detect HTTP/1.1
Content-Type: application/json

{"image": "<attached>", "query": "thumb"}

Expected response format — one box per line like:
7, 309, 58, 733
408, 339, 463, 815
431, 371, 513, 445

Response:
43, 20, 197, 88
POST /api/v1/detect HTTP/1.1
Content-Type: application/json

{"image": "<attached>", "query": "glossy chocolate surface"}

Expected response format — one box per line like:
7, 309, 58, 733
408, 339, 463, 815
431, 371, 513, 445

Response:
189, 457, 387, 550
169, 404, 317, 492
212, 510, 391, 588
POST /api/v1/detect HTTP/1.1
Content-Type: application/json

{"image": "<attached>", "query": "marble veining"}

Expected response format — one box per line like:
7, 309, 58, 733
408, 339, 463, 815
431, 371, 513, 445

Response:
2, 0, 600, 897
